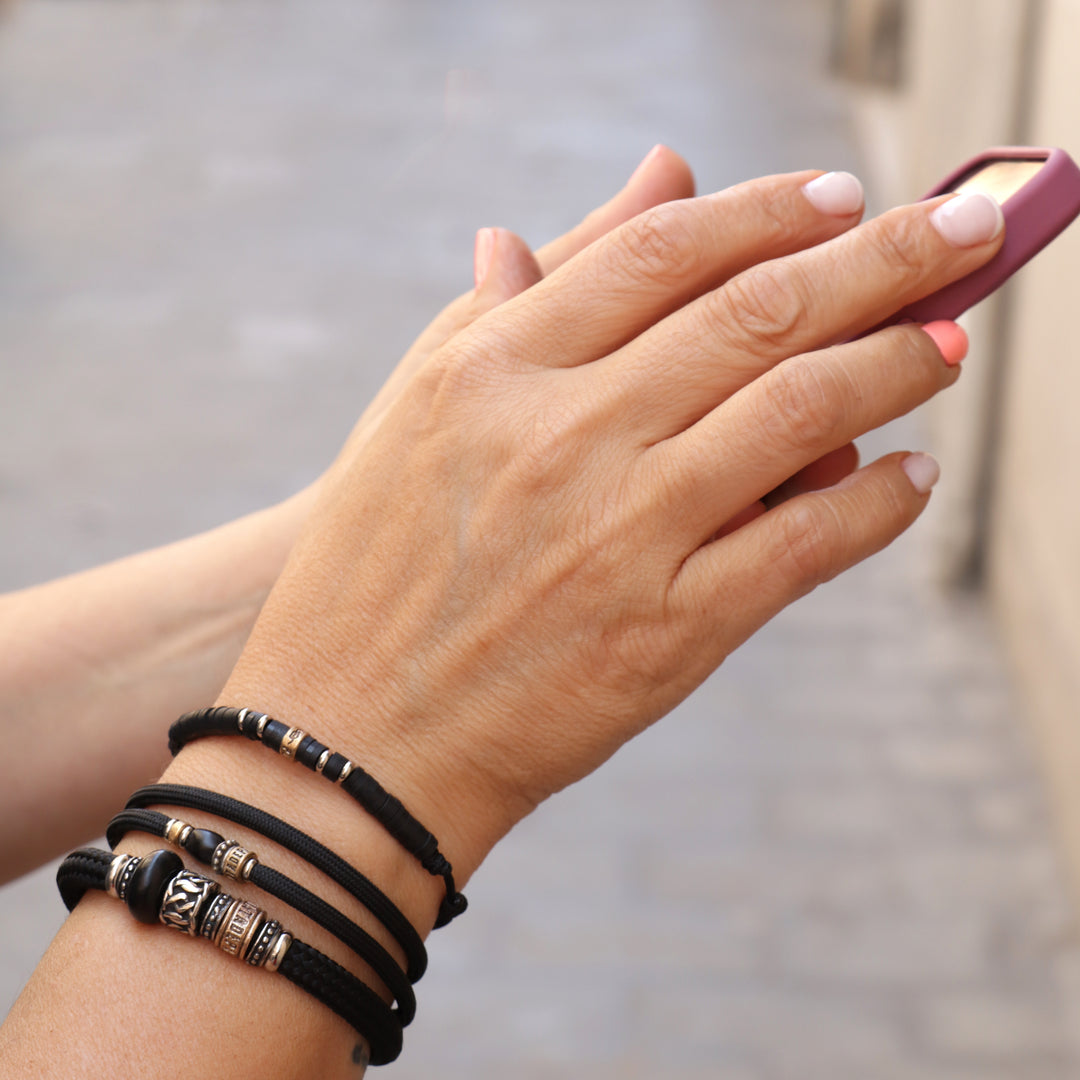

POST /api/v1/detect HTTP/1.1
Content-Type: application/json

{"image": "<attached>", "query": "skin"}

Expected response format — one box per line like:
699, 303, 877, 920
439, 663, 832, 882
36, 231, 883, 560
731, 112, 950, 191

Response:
0, 158, 1002, 1078
0, 145, 698, 881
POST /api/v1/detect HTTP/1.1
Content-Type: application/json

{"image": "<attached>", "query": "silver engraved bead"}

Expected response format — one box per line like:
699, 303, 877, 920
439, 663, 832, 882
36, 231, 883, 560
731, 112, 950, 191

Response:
279, 727, 305, 761
212, 840, 258, 881
159, 870, 219, 936
315, 749, 331, 774
217, 899, 264, 959
336, 761, 353, 785
264, 931, 293, 973
106, 853, 139, 900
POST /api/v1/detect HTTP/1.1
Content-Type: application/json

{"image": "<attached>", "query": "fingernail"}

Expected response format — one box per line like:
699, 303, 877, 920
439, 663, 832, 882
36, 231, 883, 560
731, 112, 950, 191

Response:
901, 452, 941, 494
628, 143, 664, 185
801, 171, 864, 216
473, 227, 495, 290
921, 320, 968, 366
930, 192, 1004, 247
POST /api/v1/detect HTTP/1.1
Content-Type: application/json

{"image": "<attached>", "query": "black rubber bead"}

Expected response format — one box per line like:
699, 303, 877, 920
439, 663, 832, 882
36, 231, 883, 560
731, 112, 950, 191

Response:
241, 711, 263, 739
322, 753, 349, 782
296, 736, 326, 770
125, 849, 185, 924
262, 719, 289, 750
184, 828, 224, 865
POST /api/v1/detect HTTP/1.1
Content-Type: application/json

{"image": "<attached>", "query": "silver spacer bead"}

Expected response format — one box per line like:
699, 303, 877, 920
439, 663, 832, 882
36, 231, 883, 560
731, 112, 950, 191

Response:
336, 761, 353, 785
315, 749, 331, 774
264, 931, 293, 973
256, 713, 271, 739
106, 853, 138, 900
246, 919, 281, 967
236, 707, 249, 733
200, 893, 233, 942
164, 818, 192, 847
279, 727, 305, 761
159, 870, 219, 937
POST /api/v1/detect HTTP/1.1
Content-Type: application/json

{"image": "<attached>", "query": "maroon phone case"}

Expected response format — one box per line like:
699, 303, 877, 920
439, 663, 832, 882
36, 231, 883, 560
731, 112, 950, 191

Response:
888, 146, 1080, 325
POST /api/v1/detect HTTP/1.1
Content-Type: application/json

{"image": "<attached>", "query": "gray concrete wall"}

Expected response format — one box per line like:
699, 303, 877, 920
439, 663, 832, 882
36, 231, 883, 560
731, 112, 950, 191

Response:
851, 0, 1080, 907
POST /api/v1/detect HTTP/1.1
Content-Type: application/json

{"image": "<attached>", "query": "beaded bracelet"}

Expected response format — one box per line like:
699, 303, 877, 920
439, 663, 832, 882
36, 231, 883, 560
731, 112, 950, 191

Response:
124, 783, 427, 982
56, 848, 403, 1065
169, 706, 467, 927
108, 808, 416, 1025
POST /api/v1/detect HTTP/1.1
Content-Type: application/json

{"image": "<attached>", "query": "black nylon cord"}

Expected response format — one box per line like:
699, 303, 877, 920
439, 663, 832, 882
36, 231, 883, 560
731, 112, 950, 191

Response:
56, 848, 404, 1065
108, 808, 416, 1024
169, 706, 467, 927
124, 783, 426, 982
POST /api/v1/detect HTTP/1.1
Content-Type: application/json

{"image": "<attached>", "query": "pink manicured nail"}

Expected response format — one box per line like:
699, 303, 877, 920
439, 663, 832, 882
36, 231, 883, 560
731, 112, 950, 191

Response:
901, 452, 941, 494
930, 192, 1004, 247
628, 143, 664, 185
802, 171, 864, 216
921, 320, 968, 366
473, 227, 495, 290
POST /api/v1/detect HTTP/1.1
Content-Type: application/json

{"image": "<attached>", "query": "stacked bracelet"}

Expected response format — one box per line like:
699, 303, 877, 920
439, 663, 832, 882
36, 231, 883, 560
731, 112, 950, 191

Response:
57, 848, 404, 1065
123, 783, 427, 983
169, 706, 467, 927
107, 808, 416, 1025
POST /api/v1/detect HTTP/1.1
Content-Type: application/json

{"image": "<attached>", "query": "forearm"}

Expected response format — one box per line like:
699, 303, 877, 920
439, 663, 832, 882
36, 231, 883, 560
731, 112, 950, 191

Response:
0, 693, 446, 1080
0, 488, 315, 881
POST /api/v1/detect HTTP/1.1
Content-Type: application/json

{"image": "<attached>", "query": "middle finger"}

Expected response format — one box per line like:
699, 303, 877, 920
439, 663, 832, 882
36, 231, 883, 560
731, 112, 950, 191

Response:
603, 190, 1003, 442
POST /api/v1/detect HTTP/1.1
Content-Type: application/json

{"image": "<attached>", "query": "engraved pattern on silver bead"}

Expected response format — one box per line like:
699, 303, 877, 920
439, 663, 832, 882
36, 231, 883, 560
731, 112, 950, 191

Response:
264, 932, 292, 973
212, 840, 257, 881
336, 761, 353, 785
218, 899, 264, 959
279, 727, 305, 761
159, 870, 219, 936
315, 749, 331, 774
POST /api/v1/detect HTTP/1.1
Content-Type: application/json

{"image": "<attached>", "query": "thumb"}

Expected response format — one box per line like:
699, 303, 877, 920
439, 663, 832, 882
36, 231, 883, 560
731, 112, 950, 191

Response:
473, 227, 543, 309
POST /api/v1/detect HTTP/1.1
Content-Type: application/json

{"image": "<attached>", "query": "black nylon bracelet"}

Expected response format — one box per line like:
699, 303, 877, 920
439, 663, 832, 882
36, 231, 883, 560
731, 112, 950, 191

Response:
169, 706, 467, 927
108, 808, 416, 1025
124, 783, 426, 982
56, 847, 403, 1065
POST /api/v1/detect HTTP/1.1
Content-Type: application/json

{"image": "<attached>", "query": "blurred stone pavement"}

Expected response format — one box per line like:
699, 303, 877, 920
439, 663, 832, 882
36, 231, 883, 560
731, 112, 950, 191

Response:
1, 2, 1079, 1077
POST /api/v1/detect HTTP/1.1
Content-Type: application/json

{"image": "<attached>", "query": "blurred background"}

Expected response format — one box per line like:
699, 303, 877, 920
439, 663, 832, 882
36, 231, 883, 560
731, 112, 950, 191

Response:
2, 0, 1080, 1076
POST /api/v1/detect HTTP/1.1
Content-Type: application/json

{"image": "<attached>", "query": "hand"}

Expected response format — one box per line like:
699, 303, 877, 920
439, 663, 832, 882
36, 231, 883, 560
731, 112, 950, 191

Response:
328, 144, 696, 468
212, 171, 1002, 895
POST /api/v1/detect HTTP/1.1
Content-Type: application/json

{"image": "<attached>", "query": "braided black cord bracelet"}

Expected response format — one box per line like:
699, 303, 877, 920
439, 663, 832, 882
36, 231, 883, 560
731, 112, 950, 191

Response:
56, 847, 403, 1065
124, 783, 426, 982
108, 807, 416, 1024
169, 706, 467, 927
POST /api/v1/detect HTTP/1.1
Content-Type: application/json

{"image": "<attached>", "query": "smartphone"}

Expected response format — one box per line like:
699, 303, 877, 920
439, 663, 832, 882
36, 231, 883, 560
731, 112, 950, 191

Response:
887, 146, 1080, 325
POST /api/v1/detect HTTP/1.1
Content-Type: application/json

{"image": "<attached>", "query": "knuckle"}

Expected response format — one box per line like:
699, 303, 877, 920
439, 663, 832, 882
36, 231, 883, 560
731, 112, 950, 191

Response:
718, 260, 809, 353
752, 356, 848, 452
863, 212, 929, 290
772, 500, 845, 588
610, 202, 704, 286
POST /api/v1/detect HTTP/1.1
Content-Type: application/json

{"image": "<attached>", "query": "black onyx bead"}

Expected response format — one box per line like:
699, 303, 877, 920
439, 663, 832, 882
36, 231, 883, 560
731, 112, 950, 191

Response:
184, 828, 224, 865
125, 849, 185, 924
